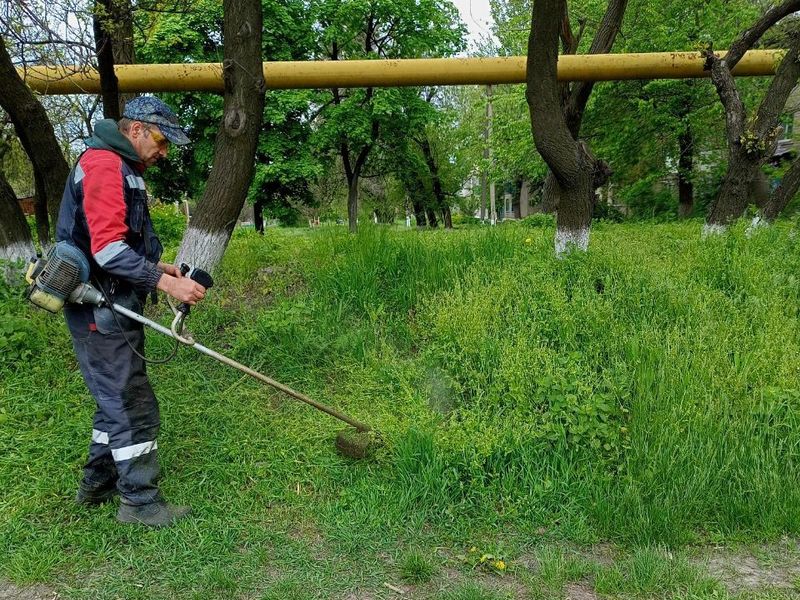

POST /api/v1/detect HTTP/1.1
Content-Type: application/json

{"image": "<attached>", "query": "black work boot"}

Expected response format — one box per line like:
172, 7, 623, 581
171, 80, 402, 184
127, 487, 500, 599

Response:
117, 501, 192, 528
75, 480, 119, 505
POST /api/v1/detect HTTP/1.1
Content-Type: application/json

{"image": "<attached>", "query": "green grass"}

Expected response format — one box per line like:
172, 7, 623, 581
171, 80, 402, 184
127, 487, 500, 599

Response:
1, 220, 799, 598
399, 547, 438, 583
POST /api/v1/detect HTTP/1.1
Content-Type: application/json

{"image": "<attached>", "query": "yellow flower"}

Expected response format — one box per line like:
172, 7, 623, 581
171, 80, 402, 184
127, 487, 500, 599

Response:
495, 560, 506, 570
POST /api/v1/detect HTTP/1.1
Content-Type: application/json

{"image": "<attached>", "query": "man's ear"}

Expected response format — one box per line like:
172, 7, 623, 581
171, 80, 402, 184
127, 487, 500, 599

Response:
129, 121, 144, 138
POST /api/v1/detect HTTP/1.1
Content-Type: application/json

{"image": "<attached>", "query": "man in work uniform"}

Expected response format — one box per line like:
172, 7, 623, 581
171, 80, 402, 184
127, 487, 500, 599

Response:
56, 96, 207, 528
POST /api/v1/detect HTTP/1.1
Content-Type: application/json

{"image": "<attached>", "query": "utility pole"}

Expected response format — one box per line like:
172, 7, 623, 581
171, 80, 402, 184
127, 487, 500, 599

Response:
487, 85, 496, 225
480, 86, 489, 222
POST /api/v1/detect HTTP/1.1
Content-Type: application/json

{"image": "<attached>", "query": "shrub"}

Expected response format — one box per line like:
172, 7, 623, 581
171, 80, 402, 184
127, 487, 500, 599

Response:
0, 281, 46, 371
149, 201, 186, 248
521, 212, 555, 228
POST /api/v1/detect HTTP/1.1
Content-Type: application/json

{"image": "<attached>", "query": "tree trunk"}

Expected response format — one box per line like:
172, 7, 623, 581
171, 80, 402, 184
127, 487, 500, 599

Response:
552, 161, 594, 254
527, 0, 618, 255
703, 5, 800, 231
419, 137, 452, 229
758, 154, 800, 223
480, 170, 487, 220
519, 179, 531, 218
341, 132, 374, 234
706, 157, 761, 232
535, 0, 627, 225
0, 169, 35, 283
677, 125, 694, 218
425, 206, 439, 228
0, 38, 69, 247
412, 198, 427, 227
541, 172, 558, 213
750, 170, 769, 210
94, 0, 122, 120
254, 197, 265, 234
93, 0, 136, 119
346, 176, 359, 233
442, 206, 453, 229
175, 0, 265, 272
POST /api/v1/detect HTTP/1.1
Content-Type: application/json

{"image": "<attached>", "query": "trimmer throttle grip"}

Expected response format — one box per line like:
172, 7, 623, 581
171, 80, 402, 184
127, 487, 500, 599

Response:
177, 263, 214, 315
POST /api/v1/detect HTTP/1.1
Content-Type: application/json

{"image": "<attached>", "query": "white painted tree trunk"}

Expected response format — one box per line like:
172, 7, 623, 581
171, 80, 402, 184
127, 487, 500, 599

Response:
175, 227, 231, 272
745, 214, 770, 236
554, 226, 589, 258
701, 223, 728, 238
1, 240, 36, 284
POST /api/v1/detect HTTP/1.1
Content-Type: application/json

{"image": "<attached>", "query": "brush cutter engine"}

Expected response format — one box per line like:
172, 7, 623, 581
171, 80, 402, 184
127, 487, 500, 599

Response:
25, 242, 103, 312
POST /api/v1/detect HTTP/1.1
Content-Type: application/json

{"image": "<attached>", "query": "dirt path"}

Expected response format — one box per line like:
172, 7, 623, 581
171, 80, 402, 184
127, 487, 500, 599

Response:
0, 582, 59, 600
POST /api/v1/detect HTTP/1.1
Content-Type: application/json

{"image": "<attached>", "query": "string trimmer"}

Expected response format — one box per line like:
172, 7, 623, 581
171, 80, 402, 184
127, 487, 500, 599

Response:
25, 241, 376, 459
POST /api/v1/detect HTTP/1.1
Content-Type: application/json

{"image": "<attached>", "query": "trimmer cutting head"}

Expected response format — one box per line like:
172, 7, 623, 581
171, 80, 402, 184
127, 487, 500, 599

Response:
335, 427, 379, 459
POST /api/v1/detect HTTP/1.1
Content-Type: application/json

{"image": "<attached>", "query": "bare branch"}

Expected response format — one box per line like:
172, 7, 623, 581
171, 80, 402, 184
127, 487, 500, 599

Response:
753, 27, 800, 140
724, 0, 800, 69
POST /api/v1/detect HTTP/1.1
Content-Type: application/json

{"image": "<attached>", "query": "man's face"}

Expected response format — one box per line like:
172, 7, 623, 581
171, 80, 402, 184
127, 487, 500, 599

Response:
129, 121, 170, 168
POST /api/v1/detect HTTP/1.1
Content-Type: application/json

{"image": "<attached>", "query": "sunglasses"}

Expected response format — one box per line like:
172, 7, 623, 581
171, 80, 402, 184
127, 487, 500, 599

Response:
143, 125, 169, 149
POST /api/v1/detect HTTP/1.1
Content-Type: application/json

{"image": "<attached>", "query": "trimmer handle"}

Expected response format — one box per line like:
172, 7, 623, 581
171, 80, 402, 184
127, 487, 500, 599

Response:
177, 263, 214, 315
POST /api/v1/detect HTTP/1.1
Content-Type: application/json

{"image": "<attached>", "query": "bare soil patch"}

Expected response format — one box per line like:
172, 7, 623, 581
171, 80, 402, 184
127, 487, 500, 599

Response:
699, 545, 800, 593
0, 582, 59, 600
565, 581, 600, 600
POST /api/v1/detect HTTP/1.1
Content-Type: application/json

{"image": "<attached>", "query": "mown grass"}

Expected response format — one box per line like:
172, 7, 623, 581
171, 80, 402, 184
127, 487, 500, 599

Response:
0, 219, 798, 598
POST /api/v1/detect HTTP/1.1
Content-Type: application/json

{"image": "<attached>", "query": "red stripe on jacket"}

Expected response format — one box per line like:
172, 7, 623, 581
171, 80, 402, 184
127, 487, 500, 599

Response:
80, 149, 127, 256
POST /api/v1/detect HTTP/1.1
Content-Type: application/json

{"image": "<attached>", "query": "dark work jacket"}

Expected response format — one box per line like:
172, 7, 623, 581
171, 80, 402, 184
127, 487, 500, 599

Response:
56, 120, 163, 330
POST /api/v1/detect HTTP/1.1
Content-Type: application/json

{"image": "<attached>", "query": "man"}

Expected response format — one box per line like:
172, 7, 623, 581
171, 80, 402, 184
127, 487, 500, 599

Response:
56, 96, 206, 528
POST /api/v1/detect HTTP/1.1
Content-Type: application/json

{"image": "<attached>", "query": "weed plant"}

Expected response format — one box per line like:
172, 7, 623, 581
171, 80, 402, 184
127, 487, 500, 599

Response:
399, 547, 437, 583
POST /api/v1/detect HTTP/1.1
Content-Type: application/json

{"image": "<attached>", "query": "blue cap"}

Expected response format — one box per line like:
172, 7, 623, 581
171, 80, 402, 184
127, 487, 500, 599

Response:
122, 96, 190, 145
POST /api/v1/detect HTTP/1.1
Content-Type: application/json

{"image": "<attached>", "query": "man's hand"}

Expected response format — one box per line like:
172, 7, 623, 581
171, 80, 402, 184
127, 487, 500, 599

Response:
157, 273, 206, 305
158, 262, 184, 278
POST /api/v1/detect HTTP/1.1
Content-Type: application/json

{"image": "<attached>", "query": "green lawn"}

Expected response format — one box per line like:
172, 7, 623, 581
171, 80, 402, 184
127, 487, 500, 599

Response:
1, 219, 798, 599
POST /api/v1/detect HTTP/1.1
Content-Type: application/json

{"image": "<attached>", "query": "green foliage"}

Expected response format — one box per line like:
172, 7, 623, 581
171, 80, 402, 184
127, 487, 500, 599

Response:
137, 0, 321, 219
0, 282, 45, 370
521, 212, 555, 228
618, 178, 677, 220
593, 200, 626, 223
148, 202, 187, 248
0, 126, 34, 197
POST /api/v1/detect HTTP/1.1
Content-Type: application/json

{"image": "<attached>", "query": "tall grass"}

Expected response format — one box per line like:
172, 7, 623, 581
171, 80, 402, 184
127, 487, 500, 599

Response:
284, 221, 800, 544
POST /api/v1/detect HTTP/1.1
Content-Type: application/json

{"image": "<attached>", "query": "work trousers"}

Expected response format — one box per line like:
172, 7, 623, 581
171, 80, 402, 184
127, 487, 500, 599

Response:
65, 304, 162, 506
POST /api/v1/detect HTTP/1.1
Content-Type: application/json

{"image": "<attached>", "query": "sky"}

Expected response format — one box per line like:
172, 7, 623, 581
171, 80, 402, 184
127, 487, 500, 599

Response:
450, 0, 495, 46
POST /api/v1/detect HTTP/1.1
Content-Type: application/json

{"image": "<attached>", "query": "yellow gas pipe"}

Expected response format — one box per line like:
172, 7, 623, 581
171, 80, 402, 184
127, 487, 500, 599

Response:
18, 50, 782, 95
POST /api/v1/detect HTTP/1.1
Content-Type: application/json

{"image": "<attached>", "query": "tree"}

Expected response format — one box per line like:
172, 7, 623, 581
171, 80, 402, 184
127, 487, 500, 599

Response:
0, 37, 70, 247
702, 0, 800, 231
250, 88, 321, 229
174, 0, 265, 272
0, 0, 112, 245
312, 0, 465, 232
526, 0, 627, 254
138, 0, 320, 229
0, 166, 35, 283
93, 0, 137, 119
